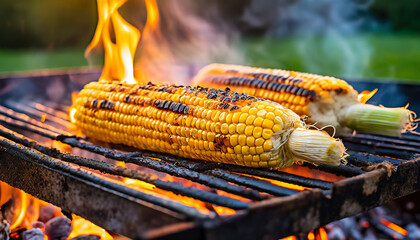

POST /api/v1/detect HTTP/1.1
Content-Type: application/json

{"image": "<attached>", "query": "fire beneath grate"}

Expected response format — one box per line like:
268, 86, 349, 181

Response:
0, 70, 419, 239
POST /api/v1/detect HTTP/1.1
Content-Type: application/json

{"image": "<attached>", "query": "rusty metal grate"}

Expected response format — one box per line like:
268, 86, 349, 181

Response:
0, 70, 419, 240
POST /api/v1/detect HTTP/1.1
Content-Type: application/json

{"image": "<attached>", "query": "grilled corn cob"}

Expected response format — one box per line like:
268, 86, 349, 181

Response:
70, 80, 346, 168
192, 63, 416, 136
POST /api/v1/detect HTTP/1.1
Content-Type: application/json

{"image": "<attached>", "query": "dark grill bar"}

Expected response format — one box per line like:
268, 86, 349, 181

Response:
0, 71, 419, 239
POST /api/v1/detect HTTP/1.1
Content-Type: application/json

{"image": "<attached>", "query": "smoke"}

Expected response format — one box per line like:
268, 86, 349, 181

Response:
239, 0, 375, 78
134, 0, 242, 85
131, 0, 375, 84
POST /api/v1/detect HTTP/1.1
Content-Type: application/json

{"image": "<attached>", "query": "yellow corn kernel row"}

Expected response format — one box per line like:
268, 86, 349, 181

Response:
192, 63, 354, 116
71, 80, 305, 168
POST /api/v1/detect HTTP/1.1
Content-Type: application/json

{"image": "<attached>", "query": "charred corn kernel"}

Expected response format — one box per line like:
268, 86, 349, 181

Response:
72, 80, 345, 169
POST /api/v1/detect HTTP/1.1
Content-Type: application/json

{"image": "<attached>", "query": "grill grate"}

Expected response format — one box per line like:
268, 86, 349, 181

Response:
0, 71, 419, 239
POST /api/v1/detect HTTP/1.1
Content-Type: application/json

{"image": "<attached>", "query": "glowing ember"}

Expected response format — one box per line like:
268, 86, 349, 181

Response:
317, 227, 328, 240
279, 236, 296, 240
113, 162, 237, 216
280, 165, 344, 182
307, 231, 315, 240
242, 174, 307, 191
380, 218, 408, 237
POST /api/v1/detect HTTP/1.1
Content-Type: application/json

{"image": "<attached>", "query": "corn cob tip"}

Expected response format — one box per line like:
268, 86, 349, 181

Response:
285, 127, 346, 165
340, 104, 417, 136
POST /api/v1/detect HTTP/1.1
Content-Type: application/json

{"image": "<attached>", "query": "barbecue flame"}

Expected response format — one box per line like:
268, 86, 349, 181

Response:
69, 215, 113, 240
0, 181, 113, 240
85, 0, 152, 84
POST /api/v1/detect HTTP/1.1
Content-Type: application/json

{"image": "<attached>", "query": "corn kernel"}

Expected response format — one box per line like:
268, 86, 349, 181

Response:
244, 155, 253, 162
253, 127, 262, 138
245, 115, 256, 125
236, 123, 246, 134
249, 107, 258, 115
260, 153, 270, 161
263, 140, 273, 151
262, 129, 273, 139
244, 126, 254, 136
230, 135, 238, 146
238, 135, 246, 146
246, 136, 255, 147
238, 113, 249, 123
255, 138, 264, 146
234, 145, 242, 154
253, 117, 263, 127
232, 112, 241, 123
221, 123, 229, 134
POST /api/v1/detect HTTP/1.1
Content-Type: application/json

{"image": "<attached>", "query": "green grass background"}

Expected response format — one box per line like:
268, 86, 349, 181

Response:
1, 33, 419, 82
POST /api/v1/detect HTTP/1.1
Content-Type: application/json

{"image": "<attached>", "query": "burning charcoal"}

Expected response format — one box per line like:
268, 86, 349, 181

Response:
39, 205, 62, 223
31, 222, 45, 229
44, 217, 72, 240
69, 235, 100, 240
0, 220, 10, 240
22, 228, 44, 240
406, 223, 420, 239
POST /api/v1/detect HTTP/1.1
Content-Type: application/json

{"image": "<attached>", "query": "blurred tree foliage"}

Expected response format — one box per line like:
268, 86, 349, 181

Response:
0, 0, 419, 49
370, 0, 420, 32
0, 0, 97, 49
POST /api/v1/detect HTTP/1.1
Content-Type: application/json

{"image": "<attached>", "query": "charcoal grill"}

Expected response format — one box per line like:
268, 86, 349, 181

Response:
0, 68, 418, 240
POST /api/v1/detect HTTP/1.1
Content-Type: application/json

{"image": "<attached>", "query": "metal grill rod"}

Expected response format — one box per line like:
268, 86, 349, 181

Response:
0, 135, 209, 219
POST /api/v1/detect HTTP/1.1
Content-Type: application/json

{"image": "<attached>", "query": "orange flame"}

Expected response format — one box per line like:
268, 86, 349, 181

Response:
358, 89, 378, 104
279, 236, 296, 240
114, 162, 237, 216
0, 181, 113, 239
69, 215, 113, 240
86, 0, 141, 84
380, 218, 408, 237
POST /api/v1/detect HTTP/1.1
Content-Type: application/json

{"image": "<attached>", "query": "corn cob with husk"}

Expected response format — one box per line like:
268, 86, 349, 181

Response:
70, 80, 346, 169
192, 63, 417, 136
